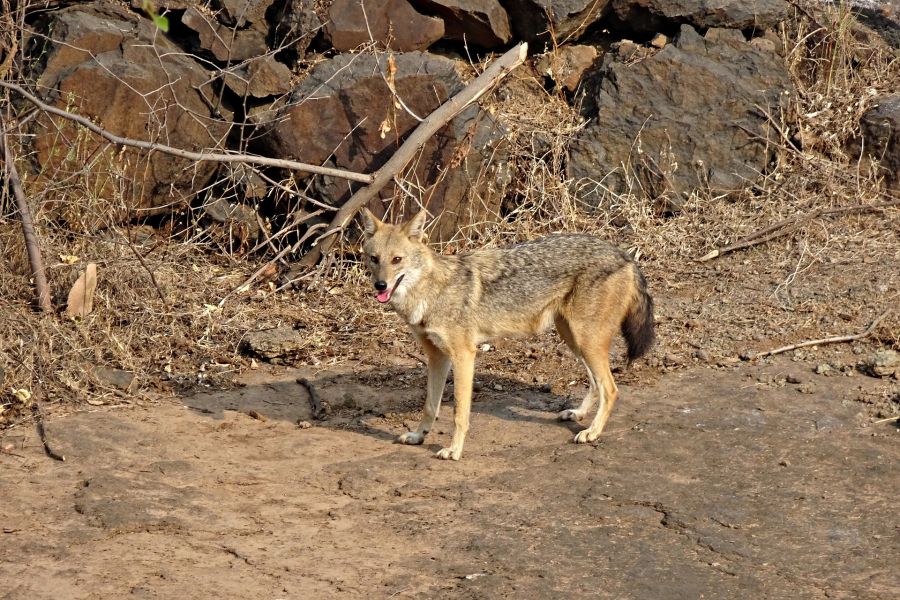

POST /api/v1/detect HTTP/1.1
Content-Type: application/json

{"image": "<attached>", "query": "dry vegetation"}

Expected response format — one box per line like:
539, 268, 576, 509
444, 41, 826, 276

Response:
1, 1, 898, 429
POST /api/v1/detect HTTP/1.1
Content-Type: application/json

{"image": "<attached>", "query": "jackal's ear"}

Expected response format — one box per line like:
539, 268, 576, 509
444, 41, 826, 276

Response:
360, 208, 381, 236
403, 210, 428, 241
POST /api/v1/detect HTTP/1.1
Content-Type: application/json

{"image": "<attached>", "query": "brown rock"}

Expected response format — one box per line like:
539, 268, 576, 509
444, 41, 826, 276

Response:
271, 0, 323, 58
223, 55, 294, 98
862, 349, 900, 378
612, 0, 789, 33
28, 3, 228, 221
215, 0, 275, 27
535, 45, 599, 92
91, 366, 137, 392
243, 327, 306, 360
326, 0, 444, 52
505, 0, 611, 43
411, 0, 511, 47
858, 94, 900, 191
182, 7, 268, 61
256, 52, 509, 241
569, 24, 793, 209
650, 33, 668, 48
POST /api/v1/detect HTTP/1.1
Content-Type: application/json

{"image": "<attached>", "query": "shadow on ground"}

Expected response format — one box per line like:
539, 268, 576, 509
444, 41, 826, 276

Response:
1, 357, 897, 598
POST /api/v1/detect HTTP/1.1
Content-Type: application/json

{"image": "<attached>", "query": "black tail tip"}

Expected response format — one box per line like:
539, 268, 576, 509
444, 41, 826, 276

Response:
623, 273, 655, 363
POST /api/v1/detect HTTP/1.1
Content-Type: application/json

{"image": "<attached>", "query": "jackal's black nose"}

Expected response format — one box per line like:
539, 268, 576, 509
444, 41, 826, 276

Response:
374, 280, 388, 291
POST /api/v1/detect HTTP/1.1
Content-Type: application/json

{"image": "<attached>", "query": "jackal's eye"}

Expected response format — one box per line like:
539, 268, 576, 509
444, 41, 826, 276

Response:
370, 255, 379, 264
391, 256, 402, 265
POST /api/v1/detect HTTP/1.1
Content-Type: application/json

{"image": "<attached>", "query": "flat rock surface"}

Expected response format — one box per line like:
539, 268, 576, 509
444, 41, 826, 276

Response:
1, 359, 897, 598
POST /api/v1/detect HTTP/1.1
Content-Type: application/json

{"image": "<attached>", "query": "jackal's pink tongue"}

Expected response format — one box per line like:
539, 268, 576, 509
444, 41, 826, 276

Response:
376, 289, 392, 303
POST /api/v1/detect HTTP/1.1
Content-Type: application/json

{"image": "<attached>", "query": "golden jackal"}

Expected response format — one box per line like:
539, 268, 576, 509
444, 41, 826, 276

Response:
361, 209, 655, 461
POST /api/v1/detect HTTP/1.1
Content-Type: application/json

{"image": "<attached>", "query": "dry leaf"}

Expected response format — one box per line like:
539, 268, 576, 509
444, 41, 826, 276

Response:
65, 262, 98, 319
59, 254, 80, 265
11, 388, 31, 403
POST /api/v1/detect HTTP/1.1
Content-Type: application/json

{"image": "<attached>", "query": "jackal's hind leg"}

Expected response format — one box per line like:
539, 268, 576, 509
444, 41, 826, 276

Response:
573, 356, 618, 444
557, 359, 599, 422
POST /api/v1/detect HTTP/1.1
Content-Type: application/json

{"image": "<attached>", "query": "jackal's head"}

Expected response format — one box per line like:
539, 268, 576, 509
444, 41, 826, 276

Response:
360, 208, 430, 304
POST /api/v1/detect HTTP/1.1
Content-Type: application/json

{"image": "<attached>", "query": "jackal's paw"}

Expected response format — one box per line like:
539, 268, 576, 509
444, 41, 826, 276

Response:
557, 409, 584, 422
573, 429, 600, 444
435, 447, 462, 461
396, 431, 425, 445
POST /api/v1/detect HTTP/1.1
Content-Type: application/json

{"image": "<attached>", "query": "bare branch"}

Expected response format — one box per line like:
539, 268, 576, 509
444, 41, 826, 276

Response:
1, 111, 53, 312
698, 201, 900, 262
0, 80, 375, 184
754, 310, 891, 359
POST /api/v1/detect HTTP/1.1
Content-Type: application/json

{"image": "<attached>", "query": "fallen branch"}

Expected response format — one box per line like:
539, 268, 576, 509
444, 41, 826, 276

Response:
296, 377, 325, 420
753, 310, 890, 359
872, 415, 899, 424
0, 80, 374, 184
698, 200, 900, 262
31, 389, 65, 462
296, 42, 529, 270
0, 111, 53, 311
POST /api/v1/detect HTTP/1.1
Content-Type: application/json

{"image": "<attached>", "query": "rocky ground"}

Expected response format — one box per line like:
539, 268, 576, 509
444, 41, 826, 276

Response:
1, 1, 899, 597
1, 338, 898, 597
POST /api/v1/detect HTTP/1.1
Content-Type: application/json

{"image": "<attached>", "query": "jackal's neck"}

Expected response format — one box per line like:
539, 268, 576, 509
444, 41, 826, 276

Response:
391, 245, 452, 325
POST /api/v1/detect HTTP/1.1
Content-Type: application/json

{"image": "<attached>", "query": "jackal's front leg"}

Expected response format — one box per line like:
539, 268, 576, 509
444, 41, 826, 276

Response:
435, 346, 475, 461
397, 337, 450, 446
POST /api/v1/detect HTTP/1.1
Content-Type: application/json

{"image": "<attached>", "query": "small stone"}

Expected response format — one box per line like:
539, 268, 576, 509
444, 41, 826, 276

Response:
785, 374, 802, 385
650, 33, 668, 48
91, 366, 137, 392
243, 327, 305, 360
693, 349, 711, 362
663, 353, 680, 366
814, 363, 833, 375
480, 343, 492, 352
739, 351, 755, 361
539, 383, 553, 393
862, 349, 900, 378
778, 459, 789, 467
297, 420, 312, 429
493, 384, 504, 392
798, 383, 816, 394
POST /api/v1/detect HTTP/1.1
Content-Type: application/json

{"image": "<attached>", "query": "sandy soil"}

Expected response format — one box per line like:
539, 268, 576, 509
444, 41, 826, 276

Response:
1, 347, 897, 599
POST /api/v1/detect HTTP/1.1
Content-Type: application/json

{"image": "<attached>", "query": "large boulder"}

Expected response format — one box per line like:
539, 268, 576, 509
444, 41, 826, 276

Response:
857, 94, 899, 191
271, 0, 323, 57
612, 0, 789, 33
215, 0, 275, 27
325, 0, 445, 52
410, 0, 512, 48
27, 2, 228, 221
569, 25, 793, 208
503, 0, 611, 44
256, 52, 510, 241
182, 6, 268, 61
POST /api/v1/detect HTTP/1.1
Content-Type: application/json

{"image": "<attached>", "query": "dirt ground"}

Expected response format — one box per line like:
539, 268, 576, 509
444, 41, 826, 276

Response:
1, 339, 898, 598
1, 200, 898, 599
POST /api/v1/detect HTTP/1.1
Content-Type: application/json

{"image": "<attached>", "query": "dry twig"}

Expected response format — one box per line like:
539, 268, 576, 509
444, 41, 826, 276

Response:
296, 377, 325, 420
754, 310, 891, 359
30, 383, 65, 462
1, 111, 52, 311
0, 80, 375, 184
698, 201, 900, 262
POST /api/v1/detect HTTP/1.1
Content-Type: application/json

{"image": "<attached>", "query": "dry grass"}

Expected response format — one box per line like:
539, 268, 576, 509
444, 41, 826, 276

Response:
2, 0, 899, 427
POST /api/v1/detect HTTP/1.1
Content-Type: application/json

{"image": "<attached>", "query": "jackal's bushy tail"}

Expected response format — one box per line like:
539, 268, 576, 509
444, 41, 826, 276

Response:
622, 266, 655, 363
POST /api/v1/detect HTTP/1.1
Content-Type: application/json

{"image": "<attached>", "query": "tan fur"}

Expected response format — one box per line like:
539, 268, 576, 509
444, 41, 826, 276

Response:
361, 209, 655, 461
